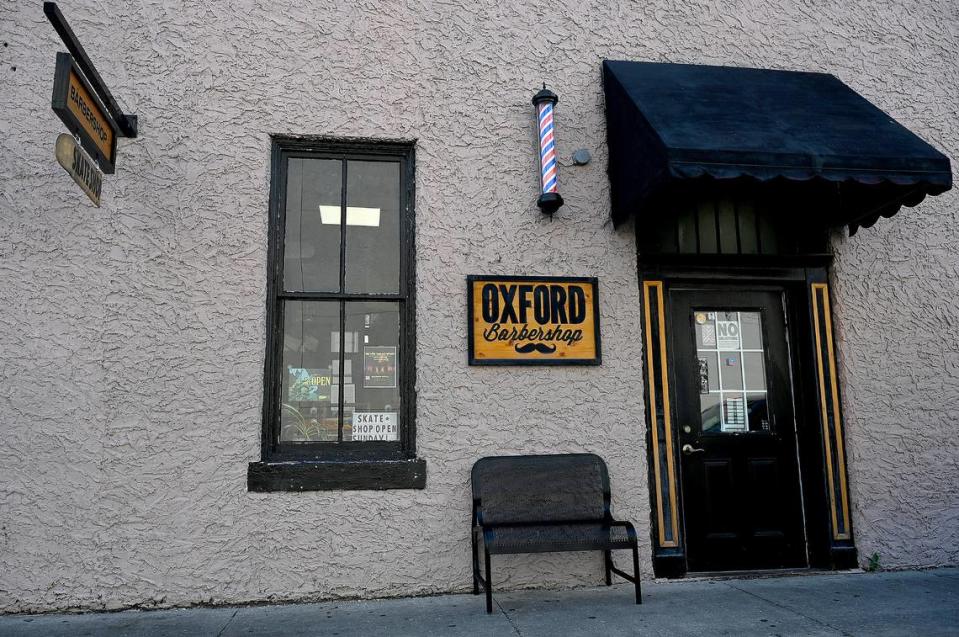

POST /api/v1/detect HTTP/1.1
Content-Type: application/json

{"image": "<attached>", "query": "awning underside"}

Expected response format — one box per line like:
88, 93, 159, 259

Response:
603, 61, 952, 234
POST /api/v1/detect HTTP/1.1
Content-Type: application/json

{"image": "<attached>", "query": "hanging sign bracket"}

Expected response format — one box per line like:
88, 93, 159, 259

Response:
43, 2, 137, 138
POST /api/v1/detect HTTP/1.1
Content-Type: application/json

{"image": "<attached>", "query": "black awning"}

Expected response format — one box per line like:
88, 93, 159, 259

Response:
603, 61, 952, 233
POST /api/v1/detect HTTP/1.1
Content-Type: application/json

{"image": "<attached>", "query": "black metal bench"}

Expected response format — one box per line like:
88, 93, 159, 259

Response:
471, 453, 642, 613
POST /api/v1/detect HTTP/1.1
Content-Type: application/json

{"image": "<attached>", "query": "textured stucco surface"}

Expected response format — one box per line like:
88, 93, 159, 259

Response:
0, 0, 956, 614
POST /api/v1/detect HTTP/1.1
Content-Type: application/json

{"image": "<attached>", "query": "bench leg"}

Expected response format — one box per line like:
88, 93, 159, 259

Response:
472, 530, 480, 595
632, 542, 642, 604
485, 549, 493, 614
604, 550, 612, 586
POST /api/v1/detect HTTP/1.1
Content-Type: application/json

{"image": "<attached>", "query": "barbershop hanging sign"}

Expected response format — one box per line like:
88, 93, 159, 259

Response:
467, 276, 601, 365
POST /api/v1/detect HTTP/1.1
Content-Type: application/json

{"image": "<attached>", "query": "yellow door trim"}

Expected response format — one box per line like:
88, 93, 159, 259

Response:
811, 283, 851, 541
643, 280, 680, 548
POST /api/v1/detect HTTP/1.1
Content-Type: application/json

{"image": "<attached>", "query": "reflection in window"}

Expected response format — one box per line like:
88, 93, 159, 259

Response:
694, 310, 769, 433
283, 159, 341, 292
345, 161, 401, 293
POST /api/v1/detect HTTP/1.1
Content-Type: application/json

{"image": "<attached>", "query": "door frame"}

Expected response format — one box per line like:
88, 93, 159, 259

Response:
639, 255, 857, 577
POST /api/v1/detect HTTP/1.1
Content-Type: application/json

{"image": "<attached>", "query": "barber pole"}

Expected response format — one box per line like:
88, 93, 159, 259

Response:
533, 86, 564, 215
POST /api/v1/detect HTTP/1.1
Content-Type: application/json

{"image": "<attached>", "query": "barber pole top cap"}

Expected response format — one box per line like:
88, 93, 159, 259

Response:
532, 86, 559, 106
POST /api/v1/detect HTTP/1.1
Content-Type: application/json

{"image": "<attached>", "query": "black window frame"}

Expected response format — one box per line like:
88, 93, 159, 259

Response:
248, 136, 424, 491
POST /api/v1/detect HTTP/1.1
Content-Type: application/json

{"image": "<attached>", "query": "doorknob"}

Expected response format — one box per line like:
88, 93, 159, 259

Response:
682, 443, 705, 456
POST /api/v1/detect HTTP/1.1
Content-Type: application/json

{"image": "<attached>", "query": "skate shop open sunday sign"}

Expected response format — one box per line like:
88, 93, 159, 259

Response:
467, 275, 601, 365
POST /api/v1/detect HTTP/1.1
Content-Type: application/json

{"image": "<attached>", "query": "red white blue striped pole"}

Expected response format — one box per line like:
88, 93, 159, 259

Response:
533, 86, 564, 215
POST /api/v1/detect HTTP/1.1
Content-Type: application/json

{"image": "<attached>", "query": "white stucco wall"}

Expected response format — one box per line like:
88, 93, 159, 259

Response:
1, 0, 956, 613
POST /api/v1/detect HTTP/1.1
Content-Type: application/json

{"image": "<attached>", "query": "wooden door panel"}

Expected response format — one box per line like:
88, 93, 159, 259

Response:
703, 458, 737, 538
746, 457, 786, 535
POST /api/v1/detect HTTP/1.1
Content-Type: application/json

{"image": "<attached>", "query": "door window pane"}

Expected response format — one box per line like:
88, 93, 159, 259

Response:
746, 392, 770, 432
741, 312, 763, 349
345, 160, 401, 293
698, 351, 719, 393
284, 158, 342, 292
280, 301, 342, 442
343, 301, 401, 441
743, 352, 767, 390
719, 352, 743, 390
693, 310, 769, 434
700, 393, 721, 433
721, 392, 746, 432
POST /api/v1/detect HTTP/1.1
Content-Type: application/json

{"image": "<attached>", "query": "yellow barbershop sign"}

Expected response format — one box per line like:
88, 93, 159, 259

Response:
467, 276, 600, 365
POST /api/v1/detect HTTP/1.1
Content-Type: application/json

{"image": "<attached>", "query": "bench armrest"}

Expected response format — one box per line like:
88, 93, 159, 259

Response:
473, 499, 486, 527
608, 519, 638, 541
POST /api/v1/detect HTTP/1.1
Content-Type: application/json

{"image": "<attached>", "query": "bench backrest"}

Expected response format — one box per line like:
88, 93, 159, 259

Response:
471, 453, 610, 525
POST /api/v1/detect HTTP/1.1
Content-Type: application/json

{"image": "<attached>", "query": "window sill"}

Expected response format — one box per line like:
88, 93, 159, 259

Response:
247, 458, 426, 492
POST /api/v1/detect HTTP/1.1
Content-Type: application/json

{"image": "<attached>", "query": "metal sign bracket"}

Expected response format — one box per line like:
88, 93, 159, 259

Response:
43, 2, 138, 138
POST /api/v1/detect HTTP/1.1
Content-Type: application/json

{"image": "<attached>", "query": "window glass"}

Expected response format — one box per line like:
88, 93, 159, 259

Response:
284, 158, 341, 292
741, 312, 763, 349
342, 302, 401, 442
743, 352, 766, 390
694, 310, 769, 434
747, 392, 769, 432
719, 352, 743, 390
699, 351, 719, 392
345, 160, 401, 293
280, 301, 342, 442
700, 393, 721, 432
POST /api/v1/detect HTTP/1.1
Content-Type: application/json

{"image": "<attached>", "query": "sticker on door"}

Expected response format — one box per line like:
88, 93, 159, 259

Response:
716, 320, 741, 349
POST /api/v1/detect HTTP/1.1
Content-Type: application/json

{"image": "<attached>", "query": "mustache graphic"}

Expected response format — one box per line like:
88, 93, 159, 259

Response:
514, 342, 557, 354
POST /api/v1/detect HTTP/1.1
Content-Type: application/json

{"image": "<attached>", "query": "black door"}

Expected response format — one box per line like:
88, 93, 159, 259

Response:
670, 288, 807, 571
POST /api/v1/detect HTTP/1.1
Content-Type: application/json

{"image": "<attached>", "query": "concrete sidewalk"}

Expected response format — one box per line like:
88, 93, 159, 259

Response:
1, 568, 957, 636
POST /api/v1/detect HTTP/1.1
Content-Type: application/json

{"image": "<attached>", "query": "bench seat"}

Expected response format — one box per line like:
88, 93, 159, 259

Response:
483, 522, 635, 554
